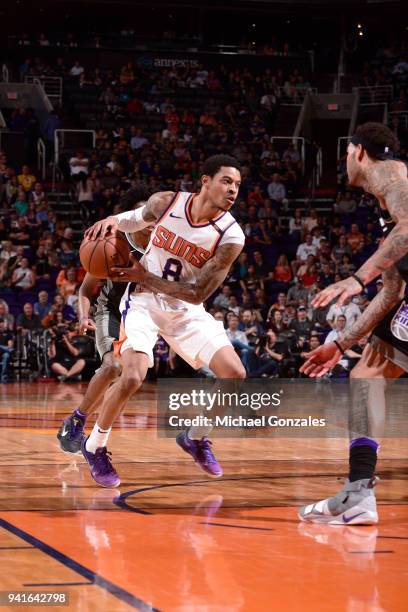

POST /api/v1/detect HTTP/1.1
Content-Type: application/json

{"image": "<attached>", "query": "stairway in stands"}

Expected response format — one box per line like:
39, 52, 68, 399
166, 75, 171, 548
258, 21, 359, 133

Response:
47, 189, 84, 244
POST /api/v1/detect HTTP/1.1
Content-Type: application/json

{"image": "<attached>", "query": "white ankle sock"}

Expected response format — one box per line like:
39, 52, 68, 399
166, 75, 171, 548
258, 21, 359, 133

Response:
86, 423, 112, 454
188, 424, 213, 440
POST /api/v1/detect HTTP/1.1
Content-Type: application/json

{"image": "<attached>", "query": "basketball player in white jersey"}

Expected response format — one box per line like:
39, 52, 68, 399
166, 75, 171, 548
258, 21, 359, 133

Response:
83, 155, 246, 487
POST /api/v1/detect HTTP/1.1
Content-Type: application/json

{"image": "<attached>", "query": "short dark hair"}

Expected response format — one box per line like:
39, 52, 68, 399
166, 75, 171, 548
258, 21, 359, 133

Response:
354, 122, 399, 160
119, 184, 152, 212
201, 154, 241, 178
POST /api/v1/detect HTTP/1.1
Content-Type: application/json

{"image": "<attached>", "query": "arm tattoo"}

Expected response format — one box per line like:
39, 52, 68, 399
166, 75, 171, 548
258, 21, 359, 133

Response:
143, 243, 243, 304
142, 191, 174, 223
358, 162, 408, 283
339, 265, 405, 349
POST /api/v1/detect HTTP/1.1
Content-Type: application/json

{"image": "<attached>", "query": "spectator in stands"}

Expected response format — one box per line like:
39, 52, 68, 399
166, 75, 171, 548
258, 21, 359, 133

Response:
299, 261, 318, 288
53, 294, 76, 322
326, 296, 361, 330
69, 149, 89, 183
295, 234, 317, 263
347, 223, 364, 251
331, 234, 352, 264
267, 173, 286, 206
213, 286, 232, 310
11, 258, 35, 292
17, 165, 36, 192
30, 182, 46, 206
317, 262, 334, 288
290, 305, 313, 338
226, 314, 255, 373
287, 278, 309, 305
0, 301, 15, 330
238, 309, 263, 347
268, 309, 288, 338
70, 61, 84, 77
16, 302, 43, 334
250, 330, 285, 378
274, 254, 292, 284
12, 188, 29, 216
289, 208, 305, 239
57, 267, 77, 300
338, 253, 355, 277
130, 127, 149, 150
48, 325, 86, 382
303, 208, 319, 233
0, 319, 14, 383
334, 191, 357, 215
227, 295, 241, 317
58, 239, 78, 268
269, 292, 287, 313
34, 290, 52, 319
312, 226, 327, 248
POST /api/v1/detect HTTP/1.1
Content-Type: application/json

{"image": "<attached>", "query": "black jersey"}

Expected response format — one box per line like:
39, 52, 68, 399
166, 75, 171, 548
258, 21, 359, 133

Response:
95, 280, 127, 313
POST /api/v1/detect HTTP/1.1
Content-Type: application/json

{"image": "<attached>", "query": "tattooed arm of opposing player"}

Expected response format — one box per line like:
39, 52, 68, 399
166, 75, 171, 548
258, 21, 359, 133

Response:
110, 243, 243, 304
85, 191, 174, 239
339, 265, 405, 349
300, 266, 405, 377
357, 165, 408, 283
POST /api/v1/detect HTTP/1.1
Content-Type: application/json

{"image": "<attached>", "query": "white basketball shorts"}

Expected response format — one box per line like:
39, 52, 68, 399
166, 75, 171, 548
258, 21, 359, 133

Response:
119, 292, 232, 369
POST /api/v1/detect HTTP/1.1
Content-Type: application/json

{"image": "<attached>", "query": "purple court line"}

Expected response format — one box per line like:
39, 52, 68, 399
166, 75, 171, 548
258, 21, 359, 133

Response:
0, 518, 158, 611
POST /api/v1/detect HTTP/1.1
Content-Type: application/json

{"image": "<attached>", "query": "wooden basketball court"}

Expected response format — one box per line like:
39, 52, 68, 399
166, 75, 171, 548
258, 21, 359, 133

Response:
0, 382, 407, 611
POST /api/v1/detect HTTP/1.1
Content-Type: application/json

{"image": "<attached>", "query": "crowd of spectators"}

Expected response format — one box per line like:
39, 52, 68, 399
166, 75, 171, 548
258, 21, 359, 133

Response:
0, 140, 389, 382
0, 42, 407, 382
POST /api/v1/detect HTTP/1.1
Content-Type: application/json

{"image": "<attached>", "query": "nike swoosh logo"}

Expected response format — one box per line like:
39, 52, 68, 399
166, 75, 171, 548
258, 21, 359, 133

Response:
342, 511, 366, 523
169, 212, 183, 219
60, 425, 68, 437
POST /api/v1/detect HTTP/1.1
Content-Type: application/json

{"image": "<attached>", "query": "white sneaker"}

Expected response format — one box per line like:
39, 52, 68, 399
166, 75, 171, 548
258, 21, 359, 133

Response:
298, 477, 379, 525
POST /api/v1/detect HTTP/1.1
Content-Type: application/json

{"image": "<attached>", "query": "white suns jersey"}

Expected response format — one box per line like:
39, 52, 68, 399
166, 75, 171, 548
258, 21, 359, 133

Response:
138, 190, 244, 294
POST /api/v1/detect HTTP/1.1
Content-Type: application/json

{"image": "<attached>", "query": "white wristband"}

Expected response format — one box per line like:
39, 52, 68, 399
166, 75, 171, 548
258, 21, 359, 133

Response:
114, 206, 150, 232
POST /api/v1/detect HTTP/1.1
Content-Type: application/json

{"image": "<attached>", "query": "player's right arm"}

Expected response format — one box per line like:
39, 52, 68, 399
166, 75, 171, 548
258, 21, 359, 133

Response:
84, 191, 174, 239
300, 265, 405, 377
78, 273, 100, 333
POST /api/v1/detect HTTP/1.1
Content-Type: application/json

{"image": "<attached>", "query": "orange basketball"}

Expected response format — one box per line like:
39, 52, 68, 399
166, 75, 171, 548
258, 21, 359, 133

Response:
79, 234, 130, 278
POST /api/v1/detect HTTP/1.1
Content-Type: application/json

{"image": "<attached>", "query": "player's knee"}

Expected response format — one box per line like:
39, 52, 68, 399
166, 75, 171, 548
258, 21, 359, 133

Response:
119, 371, 143, 394
228, 363, 246, 379
101, 363, 121, 381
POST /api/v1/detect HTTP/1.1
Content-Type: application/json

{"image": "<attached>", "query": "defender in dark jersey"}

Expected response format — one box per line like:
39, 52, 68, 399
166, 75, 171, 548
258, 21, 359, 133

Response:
57, 188, 152, 454
299, 122, 408, 524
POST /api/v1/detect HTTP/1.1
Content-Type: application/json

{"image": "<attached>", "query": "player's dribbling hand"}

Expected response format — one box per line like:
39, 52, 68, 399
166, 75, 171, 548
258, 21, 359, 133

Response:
79, 317, 97, 334
85, 216, 119, 240
312, 276, 362, 308
299, 342, 343, 378
110, 257, 147, 283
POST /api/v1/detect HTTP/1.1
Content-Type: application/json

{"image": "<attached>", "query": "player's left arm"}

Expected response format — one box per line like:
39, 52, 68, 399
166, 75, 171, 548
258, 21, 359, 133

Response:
110, 242, 243, 304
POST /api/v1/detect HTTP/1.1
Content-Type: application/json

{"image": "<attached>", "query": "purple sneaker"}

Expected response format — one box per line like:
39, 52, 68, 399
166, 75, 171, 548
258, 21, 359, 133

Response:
57, 411, 85, 454
176, 432, 223, 478
81, 436, 121, 488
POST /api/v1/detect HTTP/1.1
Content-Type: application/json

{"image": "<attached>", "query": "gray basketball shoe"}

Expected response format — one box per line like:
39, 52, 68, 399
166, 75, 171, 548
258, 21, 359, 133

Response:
298, 477, 379, 525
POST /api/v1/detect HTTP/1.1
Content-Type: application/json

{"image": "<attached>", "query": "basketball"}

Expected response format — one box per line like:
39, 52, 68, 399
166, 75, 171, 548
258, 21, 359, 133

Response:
79, 234, 130, 278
